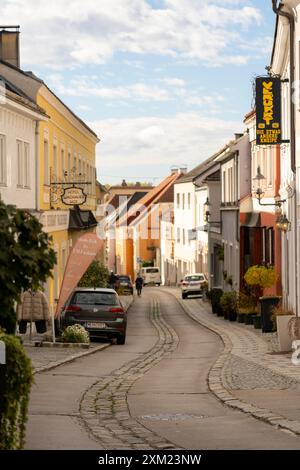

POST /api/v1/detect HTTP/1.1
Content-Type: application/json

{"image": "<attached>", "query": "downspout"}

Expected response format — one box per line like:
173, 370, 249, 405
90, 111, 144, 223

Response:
272, 0, 298, 315
35, 121, 40, 212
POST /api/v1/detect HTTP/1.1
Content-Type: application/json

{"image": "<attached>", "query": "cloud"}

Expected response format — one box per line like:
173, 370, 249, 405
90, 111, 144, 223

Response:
46, 74, 171, 101
1, 0, 262, 69
90, 112, 243, 176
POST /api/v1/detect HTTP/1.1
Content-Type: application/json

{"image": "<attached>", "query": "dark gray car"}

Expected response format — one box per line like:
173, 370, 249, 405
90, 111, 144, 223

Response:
59, 288, 127, 344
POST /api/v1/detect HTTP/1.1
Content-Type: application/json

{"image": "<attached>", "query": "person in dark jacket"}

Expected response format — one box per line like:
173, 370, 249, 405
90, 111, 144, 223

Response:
108, 271, 118, 290
135, 273, 144, 296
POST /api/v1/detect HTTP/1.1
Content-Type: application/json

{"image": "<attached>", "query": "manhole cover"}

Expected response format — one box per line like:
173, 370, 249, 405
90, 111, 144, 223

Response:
140, 413, 207, 422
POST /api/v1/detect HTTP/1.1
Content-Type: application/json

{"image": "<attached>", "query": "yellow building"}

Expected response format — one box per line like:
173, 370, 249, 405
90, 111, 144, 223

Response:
0, 35, 99, 313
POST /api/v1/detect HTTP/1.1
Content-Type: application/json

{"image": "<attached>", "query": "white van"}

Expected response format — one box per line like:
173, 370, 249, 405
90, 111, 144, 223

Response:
141, 267, 161, 286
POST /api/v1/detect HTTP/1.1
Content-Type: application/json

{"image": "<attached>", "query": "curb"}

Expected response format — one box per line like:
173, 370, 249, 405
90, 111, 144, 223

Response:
161, 288, 300, 437
33, 296, 135, 375
34, 343, 111, 374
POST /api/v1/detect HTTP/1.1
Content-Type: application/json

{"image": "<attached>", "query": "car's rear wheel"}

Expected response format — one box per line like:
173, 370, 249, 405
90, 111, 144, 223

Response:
117, 334, 126, 345
182, 293, 187, 299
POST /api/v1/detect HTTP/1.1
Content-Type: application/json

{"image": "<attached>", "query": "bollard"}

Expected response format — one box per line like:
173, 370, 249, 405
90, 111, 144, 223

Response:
0, 340, 6, 401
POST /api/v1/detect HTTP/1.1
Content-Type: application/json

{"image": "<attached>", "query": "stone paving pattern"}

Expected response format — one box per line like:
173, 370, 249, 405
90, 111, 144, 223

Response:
80, 298, 181, 450
162, 287, 300, 436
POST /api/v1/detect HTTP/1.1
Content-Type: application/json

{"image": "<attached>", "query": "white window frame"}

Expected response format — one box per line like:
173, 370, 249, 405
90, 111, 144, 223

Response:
24, 142, 30, 188
0, 134, 7, 186
17, 139, 23, 187
44, 139, 49, 185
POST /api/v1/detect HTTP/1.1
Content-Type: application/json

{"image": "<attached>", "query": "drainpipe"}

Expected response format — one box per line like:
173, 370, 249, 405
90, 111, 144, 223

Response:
35, 121, 40, 212
271, 0, 298, 316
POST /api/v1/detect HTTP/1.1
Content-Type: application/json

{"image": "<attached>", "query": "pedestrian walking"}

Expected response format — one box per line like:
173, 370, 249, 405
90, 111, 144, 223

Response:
108, 271, 118, 290
135, 273, 144, 297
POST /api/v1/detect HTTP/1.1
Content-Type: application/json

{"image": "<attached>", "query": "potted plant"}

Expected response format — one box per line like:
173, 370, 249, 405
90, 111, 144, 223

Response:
237, 292, 257, 323
272, 305, 294, 352
210, 288, 223, 315
244, 265, 279, 333
220, 291, 237, 321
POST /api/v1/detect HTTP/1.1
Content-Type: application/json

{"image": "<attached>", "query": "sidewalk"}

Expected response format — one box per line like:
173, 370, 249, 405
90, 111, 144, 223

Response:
23, 295, 133, 373
162, 287, 300, 436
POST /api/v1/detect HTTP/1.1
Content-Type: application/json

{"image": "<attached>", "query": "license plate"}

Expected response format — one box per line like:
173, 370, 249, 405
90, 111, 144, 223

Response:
86, 322, 106, 329
120, 282, 128, 286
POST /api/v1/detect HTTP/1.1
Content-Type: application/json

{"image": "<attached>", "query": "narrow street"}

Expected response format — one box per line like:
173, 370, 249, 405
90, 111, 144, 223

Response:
26, 289, 300, 450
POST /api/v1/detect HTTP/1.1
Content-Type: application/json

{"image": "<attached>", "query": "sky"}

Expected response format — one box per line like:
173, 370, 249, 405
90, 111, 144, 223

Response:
2, 0, 276, 185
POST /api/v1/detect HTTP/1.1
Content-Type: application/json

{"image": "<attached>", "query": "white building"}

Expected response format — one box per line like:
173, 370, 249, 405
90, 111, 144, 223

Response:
270, 0, 300, 312
173, 164, 211, 282
0, 75, 47, 210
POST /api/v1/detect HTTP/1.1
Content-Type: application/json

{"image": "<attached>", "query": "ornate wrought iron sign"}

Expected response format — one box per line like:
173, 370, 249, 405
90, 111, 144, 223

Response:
50, 167, 91, 207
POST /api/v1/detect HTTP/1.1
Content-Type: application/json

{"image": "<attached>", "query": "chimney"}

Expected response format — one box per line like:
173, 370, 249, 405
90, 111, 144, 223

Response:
0, 26, 20, 68
170, 166, 179, 175
121, 179, 127, 187
234, 133, 243, 141
180, 166, 187, 174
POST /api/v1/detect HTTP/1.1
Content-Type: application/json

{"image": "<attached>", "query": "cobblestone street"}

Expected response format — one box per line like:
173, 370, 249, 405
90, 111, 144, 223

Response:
25, 289, 300, 449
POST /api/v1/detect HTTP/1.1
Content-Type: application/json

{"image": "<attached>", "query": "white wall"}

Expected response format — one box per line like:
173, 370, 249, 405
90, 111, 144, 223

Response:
174, 181, 197, 279
0, 101, 38, 209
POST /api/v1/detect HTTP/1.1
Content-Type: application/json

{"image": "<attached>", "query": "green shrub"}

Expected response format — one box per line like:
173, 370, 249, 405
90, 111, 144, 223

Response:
60, 324, 90, 344
78, 261, 109, 288
0, 330, 33, 450
220, 291, 238, 313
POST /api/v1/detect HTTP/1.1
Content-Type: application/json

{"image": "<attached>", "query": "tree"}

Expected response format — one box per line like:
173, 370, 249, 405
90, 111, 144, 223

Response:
0, 200, 56, 334
78, 260, 109, 288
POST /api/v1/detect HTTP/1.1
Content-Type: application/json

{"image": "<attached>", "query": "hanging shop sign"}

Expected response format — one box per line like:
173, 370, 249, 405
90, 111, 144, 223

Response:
61, 187, 87, 206
256, 77, 282, 145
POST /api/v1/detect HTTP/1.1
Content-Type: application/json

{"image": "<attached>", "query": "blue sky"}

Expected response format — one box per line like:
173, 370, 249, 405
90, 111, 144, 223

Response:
2, 0, 276, 184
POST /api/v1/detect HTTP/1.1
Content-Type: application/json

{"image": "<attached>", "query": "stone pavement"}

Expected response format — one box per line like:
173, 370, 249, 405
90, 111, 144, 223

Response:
161, 287, 300, 436
23, 295, 133, 373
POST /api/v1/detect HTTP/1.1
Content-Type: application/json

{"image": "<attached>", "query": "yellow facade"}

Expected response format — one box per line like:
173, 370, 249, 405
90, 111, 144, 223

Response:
37, 87, 98, 310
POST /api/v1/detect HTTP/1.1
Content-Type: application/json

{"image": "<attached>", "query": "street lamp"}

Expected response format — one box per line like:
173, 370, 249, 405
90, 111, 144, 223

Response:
204, 196, 210, 223
275, 214, 291, 232
253, 166, 286, 208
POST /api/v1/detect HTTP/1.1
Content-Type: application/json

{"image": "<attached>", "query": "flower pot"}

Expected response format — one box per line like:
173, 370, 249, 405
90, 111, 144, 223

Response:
228, 310, 237, 321
253, 316, 262, 329
245, 313, 255, 325
276, 315, 294, 352
259, 296, 281, 333
237, 313, 246, 323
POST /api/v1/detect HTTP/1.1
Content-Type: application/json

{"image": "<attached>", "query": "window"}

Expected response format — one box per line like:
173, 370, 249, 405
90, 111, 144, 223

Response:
44, 140, 49, 185
68, 152, 71, 176
188, 192, 191, 209
177, 227, 180, 242
177, 193, 180, 209
182, 228, 185, 245
24, 142, 30, 187
61, 148, 65, 179
182, 194, 185, 210
0, 134, 6, 185
264, 228, 274, 265
17, 140, 23, 187
53, 145, 57, 178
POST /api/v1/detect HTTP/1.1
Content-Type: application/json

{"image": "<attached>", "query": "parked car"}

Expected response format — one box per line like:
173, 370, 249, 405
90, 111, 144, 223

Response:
141, 267, 161, 286
115, 275, 134, 295
180, 273, 207, 299
59, 288, 127, 344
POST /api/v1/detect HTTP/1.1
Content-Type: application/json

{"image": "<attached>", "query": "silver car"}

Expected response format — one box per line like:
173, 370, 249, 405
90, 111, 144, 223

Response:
180, 273, 207, 299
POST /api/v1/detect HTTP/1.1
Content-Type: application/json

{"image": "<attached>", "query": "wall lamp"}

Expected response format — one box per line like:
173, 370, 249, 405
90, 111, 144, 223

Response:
253, 166, 286, 207
276, 214, 291, 232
